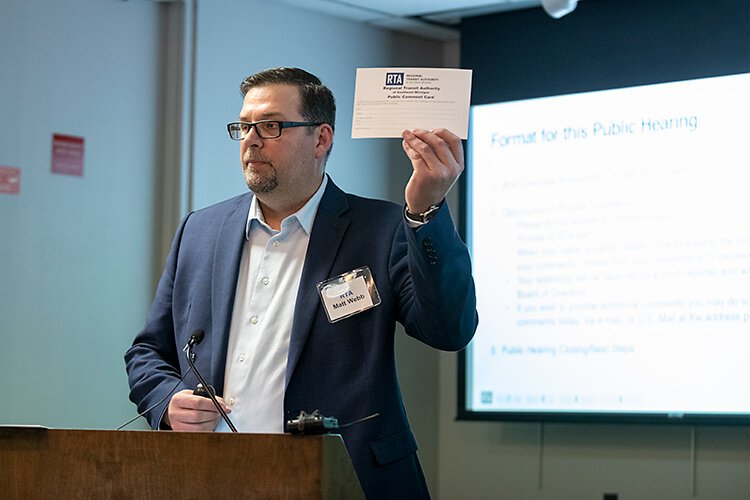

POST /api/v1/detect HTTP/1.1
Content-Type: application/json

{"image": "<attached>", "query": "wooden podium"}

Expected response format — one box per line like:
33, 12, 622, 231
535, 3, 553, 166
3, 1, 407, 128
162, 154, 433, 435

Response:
0, 427, 364, 499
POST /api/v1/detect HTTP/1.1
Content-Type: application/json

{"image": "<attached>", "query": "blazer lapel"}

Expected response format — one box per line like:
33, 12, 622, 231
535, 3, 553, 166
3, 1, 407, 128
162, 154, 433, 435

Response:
210, 193, 253, 391
285, 178, 350, 386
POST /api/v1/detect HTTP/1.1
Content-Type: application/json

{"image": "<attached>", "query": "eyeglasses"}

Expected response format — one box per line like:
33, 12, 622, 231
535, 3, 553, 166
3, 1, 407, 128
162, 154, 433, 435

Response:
226, 120, 322, 140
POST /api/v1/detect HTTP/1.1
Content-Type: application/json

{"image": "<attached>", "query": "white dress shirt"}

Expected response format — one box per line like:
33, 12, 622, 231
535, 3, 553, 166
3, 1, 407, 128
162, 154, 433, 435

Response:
216, 177, 327, 433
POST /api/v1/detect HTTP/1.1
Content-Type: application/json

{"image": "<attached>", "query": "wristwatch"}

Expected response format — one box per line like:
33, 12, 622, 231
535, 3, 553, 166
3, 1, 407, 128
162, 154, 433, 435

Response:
405, 203, 442, 224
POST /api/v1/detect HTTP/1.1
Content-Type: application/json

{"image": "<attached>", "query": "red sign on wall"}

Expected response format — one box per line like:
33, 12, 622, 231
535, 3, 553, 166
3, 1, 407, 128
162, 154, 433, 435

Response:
0, 166, 21, 194
51, 133, 85, 176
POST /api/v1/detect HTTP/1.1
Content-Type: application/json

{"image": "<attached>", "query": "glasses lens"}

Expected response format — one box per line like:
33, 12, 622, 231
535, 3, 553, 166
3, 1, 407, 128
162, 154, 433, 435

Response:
257, 121, 281, 139
228, 123, 243, 140
228, 121, 284, 140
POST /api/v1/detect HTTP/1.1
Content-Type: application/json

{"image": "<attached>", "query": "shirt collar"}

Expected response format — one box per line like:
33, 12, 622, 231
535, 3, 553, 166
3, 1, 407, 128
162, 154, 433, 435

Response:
245, 175, 328, 239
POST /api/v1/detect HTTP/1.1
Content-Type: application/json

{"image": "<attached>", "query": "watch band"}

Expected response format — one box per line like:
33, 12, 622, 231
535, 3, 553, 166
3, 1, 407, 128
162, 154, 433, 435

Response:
405, 203, 441, 224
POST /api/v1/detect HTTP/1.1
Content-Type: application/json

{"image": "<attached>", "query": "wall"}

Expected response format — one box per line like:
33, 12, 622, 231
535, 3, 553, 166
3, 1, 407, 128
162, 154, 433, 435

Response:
0, 0, 163, 429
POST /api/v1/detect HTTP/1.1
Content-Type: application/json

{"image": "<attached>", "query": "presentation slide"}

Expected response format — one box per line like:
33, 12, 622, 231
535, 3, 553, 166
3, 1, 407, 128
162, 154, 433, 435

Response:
466, 73, 750, 417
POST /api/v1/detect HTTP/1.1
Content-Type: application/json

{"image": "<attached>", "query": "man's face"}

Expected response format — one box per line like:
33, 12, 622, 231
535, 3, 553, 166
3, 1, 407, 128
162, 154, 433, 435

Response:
238, 84, 325, 200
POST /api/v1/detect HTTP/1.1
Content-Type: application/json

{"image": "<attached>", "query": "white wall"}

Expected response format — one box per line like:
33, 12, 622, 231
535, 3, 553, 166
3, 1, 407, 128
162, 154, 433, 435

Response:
0, 0, 162, 428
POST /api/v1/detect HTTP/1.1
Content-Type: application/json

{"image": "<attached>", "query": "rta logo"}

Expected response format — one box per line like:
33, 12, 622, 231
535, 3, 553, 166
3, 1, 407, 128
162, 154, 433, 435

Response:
385, 72, 404, 86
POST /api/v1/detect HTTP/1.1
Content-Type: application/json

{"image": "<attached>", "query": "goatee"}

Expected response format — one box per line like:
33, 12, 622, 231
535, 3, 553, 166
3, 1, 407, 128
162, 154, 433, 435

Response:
243, 157, 277, 193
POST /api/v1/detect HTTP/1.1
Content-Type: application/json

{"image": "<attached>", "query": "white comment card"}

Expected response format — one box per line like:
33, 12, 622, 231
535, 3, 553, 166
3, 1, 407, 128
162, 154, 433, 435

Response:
352, 67, 473, 139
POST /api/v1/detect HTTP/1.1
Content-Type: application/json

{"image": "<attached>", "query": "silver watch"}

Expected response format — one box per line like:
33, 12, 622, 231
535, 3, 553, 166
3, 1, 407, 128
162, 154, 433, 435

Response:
405, 203, 441, 224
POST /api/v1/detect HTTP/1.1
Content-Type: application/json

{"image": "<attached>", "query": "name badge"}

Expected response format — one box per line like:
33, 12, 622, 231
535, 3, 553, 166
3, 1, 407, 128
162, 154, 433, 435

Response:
317, 266, 381, 323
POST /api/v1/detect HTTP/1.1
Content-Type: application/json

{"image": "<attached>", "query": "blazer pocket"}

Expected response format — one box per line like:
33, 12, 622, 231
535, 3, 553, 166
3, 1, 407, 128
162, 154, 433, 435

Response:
369, 427, 419, 465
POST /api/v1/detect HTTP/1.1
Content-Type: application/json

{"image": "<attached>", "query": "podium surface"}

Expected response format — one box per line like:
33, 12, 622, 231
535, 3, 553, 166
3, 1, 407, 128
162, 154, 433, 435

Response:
0, 427, 364, 499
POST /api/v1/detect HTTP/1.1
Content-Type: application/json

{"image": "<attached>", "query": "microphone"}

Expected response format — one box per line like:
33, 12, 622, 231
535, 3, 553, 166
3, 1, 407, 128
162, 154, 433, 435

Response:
183, 329, 238, 433
286, 410, 339, 435
286, 410, 380, 435
187, 328, 204, 348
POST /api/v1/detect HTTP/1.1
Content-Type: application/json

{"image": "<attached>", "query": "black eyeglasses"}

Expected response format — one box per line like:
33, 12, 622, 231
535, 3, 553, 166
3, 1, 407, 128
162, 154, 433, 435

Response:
226, 120, 322, 140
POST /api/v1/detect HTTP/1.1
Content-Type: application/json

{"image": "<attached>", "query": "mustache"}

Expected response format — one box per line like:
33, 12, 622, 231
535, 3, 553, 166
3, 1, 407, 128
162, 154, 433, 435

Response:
243, 152, 271, 164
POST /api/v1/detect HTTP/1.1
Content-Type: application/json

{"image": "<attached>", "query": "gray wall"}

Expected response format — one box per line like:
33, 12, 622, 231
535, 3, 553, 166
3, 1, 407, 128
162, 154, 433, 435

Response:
0, 0, 162, 429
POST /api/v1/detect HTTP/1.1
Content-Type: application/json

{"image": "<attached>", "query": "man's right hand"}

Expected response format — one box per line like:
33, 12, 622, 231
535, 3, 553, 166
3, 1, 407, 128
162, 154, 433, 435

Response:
163, 389, 232, 431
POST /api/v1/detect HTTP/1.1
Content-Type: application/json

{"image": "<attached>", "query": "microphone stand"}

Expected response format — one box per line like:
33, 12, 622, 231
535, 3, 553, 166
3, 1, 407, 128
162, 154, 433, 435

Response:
184, 341, 238, 433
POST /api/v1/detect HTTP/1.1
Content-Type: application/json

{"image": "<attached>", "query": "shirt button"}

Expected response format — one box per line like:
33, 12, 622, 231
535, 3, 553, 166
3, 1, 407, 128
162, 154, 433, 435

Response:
238, 353, 246, 362
272, 240, 280, 247
228, 397, 236, 405
262, 276, 270, 286
250, 315, 259, 325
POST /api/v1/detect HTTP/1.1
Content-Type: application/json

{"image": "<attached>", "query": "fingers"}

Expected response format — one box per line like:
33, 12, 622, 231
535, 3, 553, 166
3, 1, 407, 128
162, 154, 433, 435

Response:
214, 396, 231, 413
432, 128, 465, 166
401, 128, 465, 213
166, 389, 231, 432
401, 128, 464, 173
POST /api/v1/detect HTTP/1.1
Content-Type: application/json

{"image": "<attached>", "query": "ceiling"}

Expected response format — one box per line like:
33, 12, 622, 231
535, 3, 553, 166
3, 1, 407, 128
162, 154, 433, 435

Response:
276, 0, 545, 40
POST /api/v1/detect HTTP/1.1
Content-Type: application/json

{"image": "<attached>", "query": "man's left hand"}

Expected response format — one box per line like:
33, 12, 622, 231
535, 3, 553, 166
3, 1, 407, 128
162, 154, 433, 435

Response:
401, 128, 464, 214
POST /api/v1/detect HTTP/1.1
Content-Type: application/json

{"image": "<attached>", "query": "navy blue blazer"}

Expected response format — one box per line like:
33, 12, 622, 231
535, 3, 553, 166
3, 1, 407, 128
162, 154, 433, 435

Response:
125, 178, 477, 498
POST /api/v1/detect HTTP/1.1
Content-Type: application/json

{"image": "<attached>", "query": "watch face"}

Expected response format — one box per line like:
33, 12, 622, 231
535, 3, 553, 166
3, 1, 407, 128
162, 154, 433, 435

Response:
406, 204, 439, 223
421, 204, 440, 220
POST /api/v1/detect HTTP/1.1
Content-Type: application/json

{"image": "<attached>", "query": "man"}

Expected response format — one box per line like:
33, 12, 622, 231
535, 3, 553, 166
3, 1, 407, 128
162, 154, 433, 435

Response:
125, 67, 477, 498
